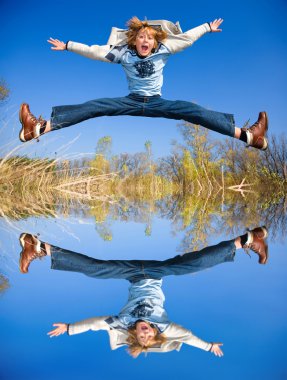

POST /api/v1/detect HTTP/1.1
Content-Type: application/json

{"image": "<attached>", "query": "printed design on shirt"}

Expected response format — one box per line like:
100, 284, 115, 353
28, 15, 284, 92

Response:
105, 45, 126, 63
105, 316, 121, 328
130, 300, 153, 318
104, 316, 127, 331
134, 60, 155, 78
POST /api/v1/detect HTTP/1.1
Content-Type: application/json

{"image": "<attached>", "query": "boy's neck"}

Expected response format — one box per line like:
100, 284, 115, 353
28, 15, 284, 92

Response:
136, 50, 152, 59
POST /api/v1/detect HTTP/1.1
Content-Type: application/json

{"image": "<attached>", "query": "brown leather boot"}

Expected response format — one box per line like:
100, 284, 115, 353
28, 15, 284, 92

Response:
19, 103, 47, 142
19, 233, 47, 273
243, 226, 268, 264
242, 111, 268, 150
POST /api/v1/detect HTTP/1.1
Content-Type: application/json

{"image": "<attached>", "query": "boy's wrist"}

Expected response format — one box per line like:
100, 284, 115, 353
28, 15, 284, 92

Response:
65, 41, 70, 50
207, 22, 212, 32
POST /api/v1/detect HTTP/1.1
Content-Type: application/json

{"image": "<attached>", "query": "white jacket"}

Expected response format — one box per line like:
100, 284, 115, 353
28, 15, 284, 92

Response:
68, 316, 212, 353
66, 20, 211, 63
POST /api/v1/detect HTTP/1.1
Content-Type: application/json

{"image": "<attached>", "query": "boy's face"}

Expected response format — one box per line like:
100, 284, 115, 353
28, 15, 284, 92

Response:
135, 28, 156, 57
135, 321, 155, 346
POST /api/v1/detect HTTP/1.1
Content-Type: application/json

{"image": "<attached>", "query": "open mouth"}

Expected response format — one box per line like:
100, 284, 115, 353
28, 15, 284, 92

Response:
141, 45, 149, 53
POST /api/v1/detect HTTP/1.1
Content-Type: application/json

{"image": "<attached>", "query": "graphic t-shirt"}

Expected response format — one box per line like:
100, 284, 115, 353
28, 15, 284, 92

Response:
105, 278, 170, 333
105, 44, 171, 96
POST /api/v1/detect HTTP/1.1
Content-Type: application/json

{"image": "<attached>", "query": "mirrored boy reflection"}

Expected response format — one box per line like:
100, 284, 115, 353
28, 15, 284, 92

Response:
19, 227, 268, 358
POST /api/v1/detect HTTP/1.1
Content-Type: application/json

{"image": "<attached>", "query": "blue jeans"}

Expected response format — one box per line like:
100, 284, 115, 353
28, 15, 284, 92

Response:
51, 240, 236, 283
50, 94, 235, 137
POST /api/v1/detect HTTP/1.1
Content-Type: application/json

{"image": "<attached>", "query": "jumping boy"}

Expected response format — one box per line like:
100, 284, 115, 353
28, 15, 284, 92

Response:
19, 17, 268, 150
19, 226, 268, 357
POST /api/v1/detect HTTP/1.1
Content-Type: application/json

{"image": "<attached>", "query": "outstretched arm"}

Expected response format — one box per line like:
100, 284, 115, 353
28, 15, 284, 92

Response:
47, 37, 112, 62
47, 316, 110, 337
164, 18, 224, 54
166, 323, 224, 357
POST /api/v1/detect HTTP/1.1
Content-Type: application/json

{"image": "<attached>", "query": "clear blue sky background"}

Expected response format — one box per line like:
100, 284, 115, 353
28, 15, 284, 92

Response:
1, 0, 286, 159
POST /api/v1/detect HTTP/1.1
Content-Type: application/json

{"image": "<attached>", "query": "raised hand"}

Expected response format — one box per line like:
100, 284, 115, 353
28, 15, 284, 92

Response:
209, 18, 224, 33
47, 38, 66, 51
210, 342, 224, 357
47, 323, 68, 337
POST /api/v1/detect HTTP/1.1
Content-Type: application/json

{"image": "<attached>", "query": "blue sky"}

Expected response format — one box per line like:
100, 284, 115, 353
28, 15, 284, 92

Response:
1, 0, 286, 159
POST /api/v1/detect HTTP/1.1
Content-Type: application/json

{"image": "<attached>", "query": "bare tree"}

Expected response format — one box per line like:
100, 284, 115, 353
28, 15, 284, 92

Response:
262, 134, 287, 181
0, 79, 9, 103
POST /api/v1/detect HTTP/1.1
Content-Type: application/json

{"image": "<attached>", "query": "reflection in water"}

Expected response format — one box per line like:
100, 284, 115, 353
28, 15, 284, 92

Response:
2, 190, 285, 246
19, 227, 268, 358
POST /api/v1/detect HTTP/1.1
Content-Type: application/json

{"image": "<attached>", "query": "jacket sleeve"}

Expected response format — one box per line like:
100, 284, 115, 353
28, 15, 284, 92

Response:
67, 316, 111, 335
163, 23, 211, 54
66, 41, 112, 63
167, 323, 212, 351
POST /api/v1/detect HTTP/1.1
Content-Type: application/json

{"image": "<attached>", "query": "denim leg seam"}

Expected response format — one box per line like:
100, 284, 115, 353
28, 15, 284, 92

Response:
141, 261, 148, 279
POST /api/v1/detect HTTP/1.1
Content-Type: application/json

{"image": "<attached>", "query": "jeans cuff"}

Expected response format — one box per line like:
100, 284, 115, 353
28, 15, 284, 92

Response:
50, 245, 61, 269
227, 113, 236, 137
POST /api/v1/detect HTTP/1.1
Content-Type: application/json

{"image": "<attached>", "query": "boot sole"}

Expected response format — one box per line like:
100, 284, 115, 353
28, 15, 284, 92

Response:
264, 111, 269, 131
262, 111, 268, 150
19, 233, 27, 274
260, 226, 268, 238
19, 103, 27, 142
261, 137, 268, 150
258, 226, 268, 264
19, 232, 27, 248
248, 226, 268, 240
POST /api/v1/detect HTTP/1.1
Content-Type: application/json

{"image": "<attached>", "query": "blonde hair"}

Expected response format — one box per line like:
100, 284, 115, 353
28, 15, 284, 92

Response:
126, 16, 168, 51
126, 325, 167, 358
